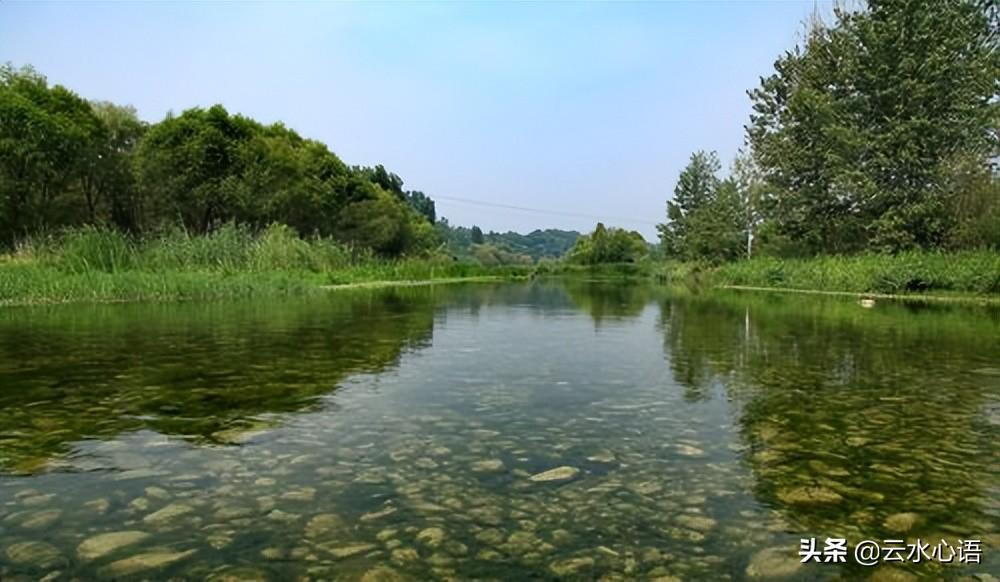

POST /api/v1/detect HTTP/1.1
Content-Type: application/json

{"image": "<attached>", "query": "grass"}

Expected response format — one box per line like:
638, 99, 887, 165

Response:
0, 225, 530, 306
655, 251, 1000, 299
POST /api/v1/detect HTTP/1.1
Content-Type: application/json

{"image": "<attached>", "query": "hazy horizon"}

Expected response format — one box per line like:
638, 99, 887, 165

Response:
1, 1, 833, 240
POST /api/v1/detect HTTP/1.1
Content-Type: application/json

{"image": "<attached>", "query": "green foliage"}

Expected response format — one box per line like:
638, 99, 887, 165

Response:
1, 64, 440, 258
0, 227, 526, 305
658, 152, 750, 263
0, 64, 105, 244
567, 222, 648, 265
469, 243, 533, 266
747, 0, 999, 253
710, 251, 1000, 296
470, 225, 485, 245
436, 219, 580, 262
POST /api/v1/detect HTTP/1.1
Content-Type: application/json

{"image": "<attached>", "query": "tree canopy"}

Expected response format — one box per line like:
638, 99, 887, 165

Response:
659, 0, 999, 261
0, 65, 439, 256
747, 0, 999, 254
567, 223, 648, 265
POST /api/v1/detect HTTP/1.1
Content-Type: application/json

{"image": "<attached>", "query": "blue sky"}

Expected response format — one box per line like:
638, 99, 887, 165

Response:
1, 1, 830, 239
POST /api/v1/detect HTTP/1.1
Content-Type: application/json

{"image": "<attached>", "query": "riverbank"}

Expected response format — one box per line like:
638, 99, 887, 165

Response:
0, 227, 530, 307
657, 251, 1000, 301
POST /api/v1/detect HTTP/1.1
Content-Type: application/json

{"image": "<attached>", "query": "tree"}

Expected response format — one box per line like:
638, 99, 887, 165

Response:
134, 105, 259, 233
84, 102, 146, 231
470, 225, 485, 245
405, 190, 436, 223
568, 222, 648, 265
657, 151, 727, 260
0, 64, 104, 243
748, 0, 999, 253
684, 179, 747, 264
731, 147, 765, 258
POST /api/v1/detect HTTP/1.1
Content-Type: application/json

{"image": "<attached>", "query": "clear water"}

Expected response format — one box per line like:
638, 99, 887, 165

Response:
1, 281, 998, 581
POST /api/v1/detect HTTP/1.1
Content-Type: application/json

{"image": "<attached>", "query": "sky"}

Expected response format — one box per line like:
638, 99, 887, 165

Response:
0, 1, 831, 240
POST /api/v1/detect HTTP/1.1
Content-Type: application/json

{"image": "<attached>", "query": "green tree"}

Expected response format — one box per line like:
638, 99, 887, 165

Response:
568, 222, 648, 265
657, 151, 721, 258
656, 150, 754, 263
684, 179, 747, 264
134, 105, 259, 233
83, 102, 146, 231
470, 225, 485, 245
748, 0, 999, 253
0, 64, 104, 243
731, 147, 765, 258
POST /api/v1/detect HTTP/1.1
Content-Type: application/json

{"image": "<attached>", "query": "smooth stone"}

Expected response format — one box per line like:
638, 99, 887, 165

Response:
305, 514, 344, 538
468, 507, 503, 526
145, 486, 170, 500
471, 459, 506, 473
391, 547, 419, 562
360, 565, 407, 582
868, 567, 919, 582
361, 506, 397, 521
414, 458, 439, 469
326, 543, 377, 559
745, 547, 803, 578
78, 531, 151, 561
676, 514, 717, 532
529, 466, 580, 483
476, 528, 505, 545
215, 506, 255, 520
376, 528, 399, 541
586, 450, 616, 463
630, 481, 663, 495
550, 557, 595, 576
6, 541, 64, 567
478, 549, 503, 561
417, 527, 446, 547
21, 509, 61, 529
444, 541, 468, 556
206, 567, 270, 582
207, 534, 234, 550
281, 488, 316, 502
106, 549, 195, 576
883, 512, 921, 533
260, 547, 284, 560
85, 498, 111, 514
676, 444, 705, 457
143, 503, 193, 524
20, 493, 54, 507
266, 509, 300, 523
775, 486, 844, 505
506, 531, 543, 554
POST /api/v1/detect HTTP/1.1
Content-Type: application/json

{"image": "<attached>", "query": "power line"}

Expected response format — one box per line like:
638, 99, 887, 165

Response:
432, 194, 659, 226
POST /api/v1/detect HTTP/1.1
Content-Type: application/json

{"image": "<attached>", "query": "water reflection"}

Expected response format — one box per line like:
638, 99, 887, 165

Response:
562, 279, 651, 327
0, 282, 997, 580
660, 291, 1000, 579
0, 287, 441, 473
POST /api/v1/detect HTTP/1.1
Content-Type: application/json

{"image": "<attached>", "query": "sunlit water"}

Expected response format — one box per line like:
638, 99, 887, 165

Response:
1, 281, 999, 581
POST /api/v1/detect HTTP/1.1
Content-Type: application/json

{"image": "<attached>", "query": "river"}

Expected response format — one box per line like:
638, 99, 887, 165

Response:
1, 281, 998, 580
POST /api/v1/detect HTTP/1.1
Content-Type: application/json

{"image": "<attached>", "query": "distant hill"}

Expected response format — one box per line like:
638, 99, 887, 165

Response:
436, 220, 580, 262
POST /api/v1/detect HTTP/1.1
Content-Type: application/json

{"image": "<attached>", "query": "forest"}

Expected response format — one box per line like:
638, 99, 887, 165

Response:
0, 63, 443, 256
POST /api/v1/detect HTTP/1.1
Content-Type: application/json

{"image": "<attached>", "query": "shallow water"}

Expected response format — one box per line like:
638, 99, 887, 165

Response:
1, 281, 998, 581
